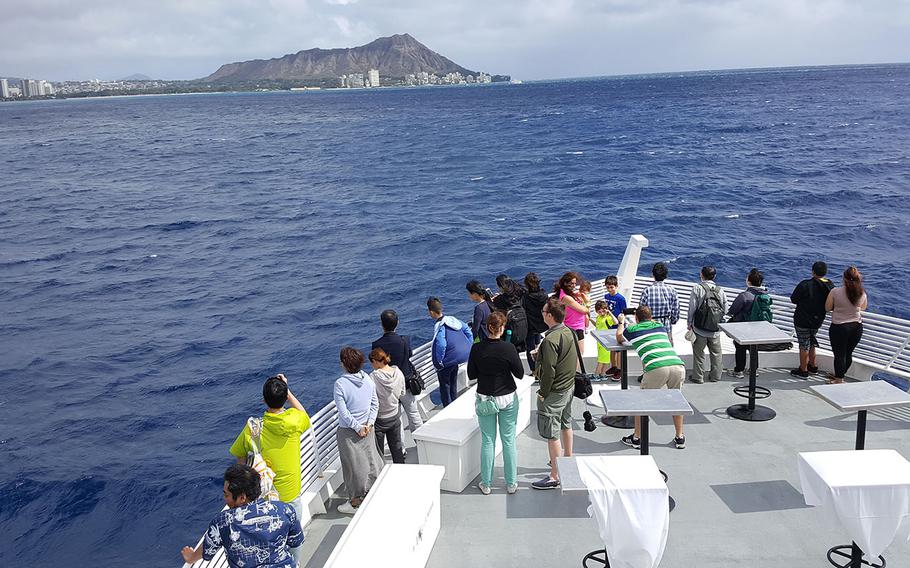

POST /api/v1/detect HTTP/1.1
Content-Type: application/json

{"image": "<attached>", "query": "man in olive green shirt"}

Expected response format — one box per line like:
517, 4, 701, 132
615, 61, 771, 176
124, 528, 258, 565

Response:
532, 298, 578, 490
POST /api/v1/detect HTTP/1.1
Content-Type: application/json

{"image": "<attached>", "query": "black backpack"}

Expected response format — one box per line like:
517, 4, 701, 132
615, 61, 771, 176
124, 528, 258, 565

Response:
693, 283, 725, 332
504, 305, 528, 351
402, 336, 424, 395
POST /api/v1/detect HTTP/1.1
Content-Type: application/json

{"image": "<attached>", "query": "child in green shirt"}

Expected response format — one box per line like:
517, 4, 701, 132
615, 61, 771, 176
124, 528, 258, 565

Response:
594, 300, 618, 380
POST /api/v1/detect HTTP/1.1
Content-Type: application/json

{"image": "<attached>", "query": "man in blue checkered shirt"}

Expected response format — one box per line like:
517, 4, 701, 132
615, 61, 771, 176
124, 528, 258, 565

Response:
638, 262, 680, 345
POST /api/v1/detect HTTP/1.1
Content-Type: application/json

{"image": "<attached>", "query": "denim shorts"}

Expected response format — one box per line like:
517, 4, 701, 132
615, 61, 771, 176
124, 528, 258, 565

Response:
794, 326, 819, 351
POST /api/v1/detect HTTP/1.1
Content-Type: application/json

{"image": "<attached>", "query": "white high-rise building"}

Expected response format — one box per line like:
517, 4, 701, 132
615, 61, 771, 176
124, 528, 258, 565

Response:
0, 79, 9, 98
368, 69, 380, 88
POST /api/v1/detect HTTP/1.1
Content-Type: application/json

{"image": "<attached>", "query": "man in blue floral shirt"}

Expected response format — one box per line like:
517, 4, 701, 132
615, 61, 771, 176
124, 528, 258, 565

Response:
181, 464, 304, 568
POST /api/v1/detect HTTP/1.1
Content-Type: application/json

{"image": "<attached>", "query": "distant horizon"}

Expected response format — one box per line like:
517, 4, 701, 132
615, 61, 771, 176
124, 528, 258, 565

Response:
3, 59, 909, 86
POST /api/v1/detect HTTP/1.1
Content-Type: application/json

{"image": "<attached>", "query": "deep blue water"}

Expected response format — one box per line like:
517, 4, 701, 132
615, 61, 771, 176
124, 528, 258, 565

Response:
2, 64, 909, 567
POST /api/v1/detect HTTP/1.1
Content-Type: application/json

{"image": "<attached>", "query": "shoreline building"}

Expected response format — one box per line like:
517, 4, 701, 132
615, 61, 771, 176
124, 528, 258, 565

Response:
368, 69, 380, 88
0, 78, 9, 98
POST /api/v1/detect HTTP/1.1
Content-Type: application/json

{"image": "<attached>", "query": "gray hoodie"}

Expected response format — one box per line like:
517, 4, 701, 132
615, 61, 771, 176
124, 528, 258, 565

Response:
370, 365, 406, 420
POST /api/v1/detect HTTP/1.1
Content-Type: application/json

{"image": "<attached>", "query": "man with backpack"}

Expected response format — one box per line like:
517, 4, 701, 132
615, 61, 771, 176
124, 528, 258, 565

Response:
790, 261, 835, 378
687, 266, 727, 383
726, 268, 772, 378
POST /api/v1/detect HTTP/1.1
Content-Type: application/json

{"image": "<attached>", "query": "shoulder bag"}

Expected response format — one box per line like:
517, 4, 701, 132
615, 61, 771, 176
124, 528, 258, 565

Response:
572, 333, 593, 400
245, 417, 281, 501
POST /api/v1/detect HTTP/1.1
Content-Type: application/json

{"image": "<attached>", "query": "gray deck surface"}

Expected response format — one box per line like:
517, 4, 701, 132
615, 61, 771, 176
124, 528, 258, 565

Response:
296, 370, 910, 568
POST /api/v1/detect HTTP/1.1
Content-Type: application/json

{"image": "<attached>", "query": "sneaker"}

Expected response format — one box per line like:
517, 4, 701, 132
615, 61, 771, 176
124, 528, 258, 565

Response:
674, 436, 686, 449
506, 484, 519, 495
531, 477, 560, 490
605, 366, 619, 376
337, 501, 358, 515
477, 483, 491, 495
790, 368, 810, 379
688, 376, 704, 384
727, 370, 745, 379
611, 370, 622, 382
621, 434, 641, 449
807, 364, 819, 373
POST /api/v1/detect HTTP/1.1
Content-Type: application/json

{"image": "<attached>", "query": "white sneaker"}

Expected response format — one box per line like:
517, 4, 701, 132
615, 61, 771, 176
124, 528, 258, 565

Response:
726, 370, 744, 379
337, 501, 358, 515
477, 483, 492, 495
506, 484, 519, 495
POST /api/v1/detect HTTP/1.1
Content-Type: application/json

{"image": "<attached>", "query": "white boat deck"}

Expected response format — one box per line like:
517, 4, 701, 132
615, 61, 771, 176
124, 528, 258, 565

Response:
296, 369, 910, 568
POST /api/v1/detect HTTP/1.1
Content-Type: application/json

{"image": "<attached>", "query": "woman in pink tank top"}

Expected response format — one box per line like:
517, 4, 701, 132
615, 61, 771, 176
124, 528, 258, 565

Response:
824, 266, 868, 384
553, 272, 589, 368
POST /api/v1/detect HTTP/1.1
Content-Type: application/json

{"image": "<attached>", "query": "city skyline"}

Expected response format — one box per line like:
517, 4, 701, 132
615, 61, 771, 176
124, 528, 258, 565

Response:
1, 0, 909, 82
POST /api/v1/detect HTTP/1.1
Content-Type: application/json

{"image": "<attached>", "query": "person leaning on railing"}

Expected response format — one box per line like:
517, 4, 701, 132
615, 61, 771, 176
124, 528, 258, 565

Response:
468, 310, 524, 496
180, 464, 303, 567
825, 266, 868, 384
333, 346, 383, 515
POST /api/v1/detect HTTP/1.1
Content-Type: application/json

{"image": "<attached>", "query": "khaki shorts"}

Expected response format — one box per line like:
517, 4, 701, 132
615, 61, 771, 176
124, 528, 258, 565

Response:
536, 387, 574, 440
641, 365, 685, 389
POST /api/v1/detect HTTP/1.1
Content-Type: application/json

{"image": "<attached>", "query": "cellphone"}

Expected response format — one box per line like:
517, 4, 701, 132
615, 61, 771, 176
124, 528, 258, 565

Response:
485, 288, 493, 296
623, 308, 637, 316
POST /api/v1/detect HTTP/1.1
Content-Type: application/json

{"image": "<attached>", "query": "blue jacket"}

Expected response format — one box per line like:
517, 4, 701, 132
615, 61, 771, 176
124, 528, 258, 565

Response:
432, 315, 473, 369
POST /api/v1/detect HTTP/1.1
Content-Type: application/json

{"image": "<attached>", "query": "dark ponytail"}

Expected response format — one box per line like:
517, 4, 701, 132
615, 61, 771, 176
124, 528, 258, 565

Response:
843, 266, 864, 306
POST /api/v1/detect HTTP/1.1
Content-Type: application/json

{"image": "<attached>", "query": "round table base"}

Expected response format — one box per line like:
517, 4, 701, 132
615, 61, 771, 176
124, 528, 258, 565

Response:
601, 415, 635, 429
826, 545, 885, 568
727, 403, 776, 422
582, 548, 610, 567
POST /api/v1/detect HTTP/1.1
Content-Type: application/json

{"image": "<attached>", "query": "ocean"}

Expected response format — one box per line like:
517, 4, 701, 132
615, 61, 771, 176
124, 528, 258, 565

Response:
1, 64, 909, 567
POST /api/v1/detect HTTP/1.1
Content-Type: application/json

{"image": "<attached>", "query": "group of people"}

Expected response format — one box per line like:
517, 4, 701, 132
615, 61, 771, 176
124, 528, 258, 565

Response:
181, 261, 869, 565
634, 260, 868, 386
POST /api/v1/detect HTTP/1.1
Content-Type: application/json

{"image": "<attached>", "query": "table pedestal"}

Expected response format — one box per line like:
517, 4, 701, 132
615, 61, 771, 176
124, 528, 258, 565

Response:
727, 345, 776, 422
826, 543, 885, 568
582, 549, 610, 567
603, 351, 634, 429
640, 417, 676, 513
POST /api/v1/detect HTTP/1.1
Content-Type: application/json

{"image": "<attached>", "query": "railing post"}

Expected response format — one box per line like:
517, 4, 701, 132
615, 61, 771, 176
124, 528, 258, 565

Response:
885, 333, 910, 371
309, 422, 324, 478
616, 234, 649, 303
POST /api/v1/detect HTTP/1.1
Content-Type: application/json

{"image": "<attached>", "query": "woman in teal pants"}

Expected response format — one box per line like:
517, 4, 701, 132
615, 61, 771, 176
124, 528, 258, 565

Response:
467, 311, 525, 495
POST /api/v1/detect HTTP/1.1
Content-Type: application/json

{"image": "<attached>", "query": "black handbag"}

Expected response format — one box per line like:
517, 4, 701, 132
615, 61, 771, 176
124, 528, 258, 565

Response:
404, 336, 424, 395
572, 334, 592, 399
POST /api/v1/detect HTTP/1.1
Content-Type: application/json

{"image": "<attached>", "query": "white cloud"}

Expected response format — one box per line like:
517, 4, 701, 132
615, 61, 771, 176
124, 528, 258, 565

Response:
0, 0, 907, 80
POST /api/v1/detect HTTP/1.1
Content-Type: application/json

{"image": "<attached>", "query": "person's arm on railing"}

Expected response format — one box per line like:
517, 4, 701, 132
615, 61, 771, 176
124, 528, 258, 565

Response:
181, 544, 202, 565
825, 290, 834, 312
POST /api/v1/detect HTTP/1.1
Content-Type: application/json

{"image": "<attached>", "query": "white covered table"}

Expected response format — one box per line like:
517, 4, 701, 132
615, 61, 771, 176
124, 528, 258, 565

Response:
557, 455, 669, 568
797, 449, 910, 567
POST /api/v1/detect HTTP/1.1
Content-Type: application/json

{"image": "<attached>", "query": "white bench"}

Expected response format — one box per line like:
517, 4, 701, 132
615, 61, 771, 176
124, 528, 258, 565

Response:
412, 375, 536, 492
409, 342, 470, 419
323, 464, 445, 568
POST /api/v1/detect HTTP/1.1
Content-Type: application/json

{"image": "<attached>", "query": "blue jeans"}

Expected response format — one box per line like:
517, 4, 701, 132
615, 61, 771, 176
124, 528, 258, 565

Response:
525, 332, 542, 372
478, 396, 519, 487
437, 365, 459, 406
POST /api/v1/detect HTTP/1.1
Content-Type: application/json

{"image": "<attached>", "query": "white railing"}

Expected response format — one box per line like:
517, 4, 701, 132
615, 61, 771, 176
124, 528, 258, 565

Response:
186, 270, 910, 568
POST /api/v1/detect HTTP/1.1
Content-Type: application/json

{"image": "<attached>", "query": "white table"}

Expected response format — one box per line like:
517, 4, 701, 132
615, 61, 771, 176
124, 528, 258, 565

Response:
600, 388, 693, 512
557, 456, 669, 568
811, 381, 910, 450
798, 450, 910, 567
413, 375, 535, 492
718, 321, 793, 422
592, 329, 634, 429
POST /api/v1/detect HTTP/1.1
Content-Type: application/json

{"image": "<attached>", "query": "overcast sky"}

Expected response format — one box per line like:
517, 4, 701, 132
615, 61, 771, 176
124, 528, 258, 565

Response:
1, 0, 908, 81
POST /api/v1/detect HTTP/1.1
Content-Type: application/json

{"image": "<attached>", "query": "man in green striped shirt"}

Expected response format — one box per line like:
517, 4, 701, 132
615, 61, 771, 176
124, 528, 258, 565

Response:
615, 305, 687, 449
